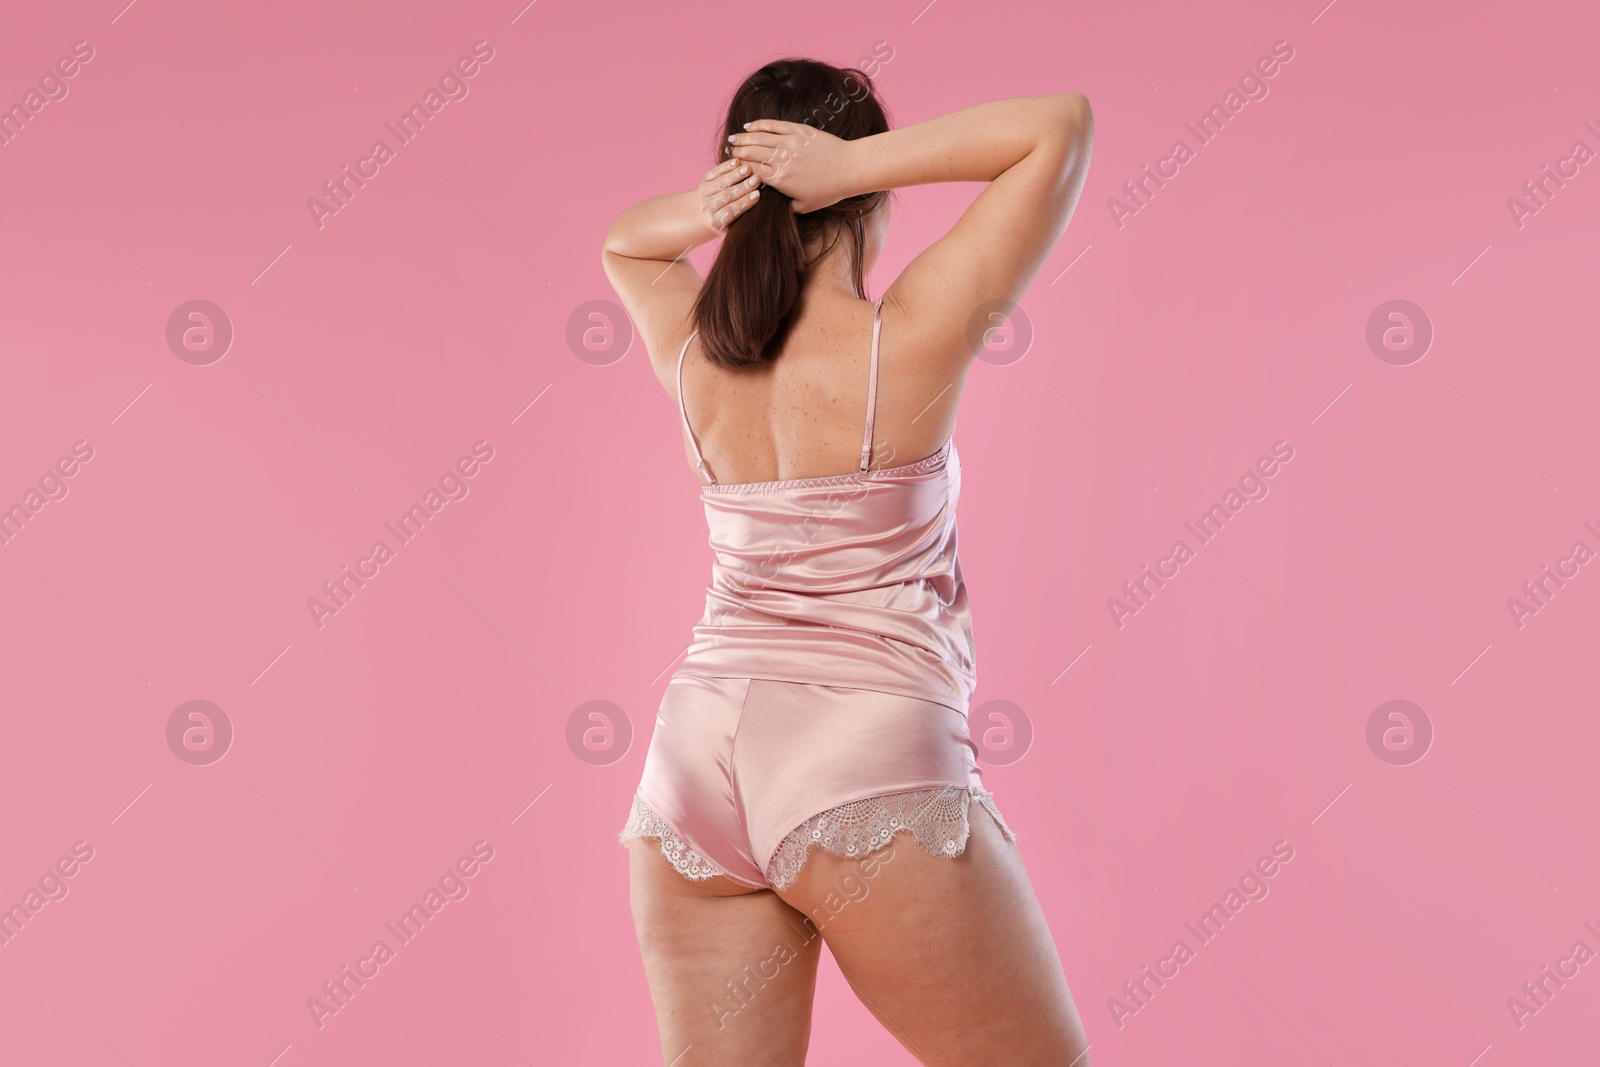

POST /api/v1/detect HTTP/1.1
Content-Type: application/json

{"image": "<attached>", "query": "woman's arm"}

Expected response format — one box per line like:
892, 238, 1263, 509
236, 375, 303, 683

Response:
602, 164, 756, 262
876, 93, 1093, 362
733, 93, 1093, 367
850, 94, 1090, 194
599, 162, 762, 377
603, 190, 715, 262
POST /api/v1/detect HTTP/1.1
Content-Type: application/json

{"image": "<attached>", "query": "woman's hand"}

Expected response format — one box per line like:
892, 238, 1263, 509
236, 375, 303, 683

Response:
699, 158, 762, 232
727, 120, 858, 214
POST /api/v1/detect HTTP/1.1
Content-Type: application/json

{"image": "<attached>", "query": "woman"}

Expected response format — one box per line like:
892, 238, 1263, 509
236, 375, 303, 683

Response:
601, 58, 1094, 1066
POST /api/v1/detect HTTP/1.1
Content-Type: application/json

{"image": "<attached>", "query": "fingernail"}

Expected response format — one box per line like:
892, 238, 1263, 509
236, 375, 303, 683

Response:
742, 122, 750, 129
727, 134, 737, 142
749, 190, 759, 200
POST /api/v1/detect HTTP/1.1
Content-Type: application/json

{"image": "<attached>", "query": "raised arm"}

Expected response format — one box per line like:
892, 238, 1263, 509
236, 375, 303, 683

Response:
732, 93, 1093, 367
600, 164, 764, 385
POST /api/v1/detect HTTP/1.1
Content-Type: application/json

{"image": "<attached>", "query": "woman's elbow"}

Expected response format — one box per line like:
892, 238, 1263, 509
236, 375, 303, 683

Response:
1055, 92, 1092, 143
601, 219, 625, 259
1035, 94, 1093, 183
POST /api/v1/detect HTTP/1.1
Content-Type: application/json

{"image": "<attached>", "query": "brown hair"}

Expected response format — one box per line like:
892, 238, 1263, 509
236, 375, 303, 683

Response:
691, 58, 891, 369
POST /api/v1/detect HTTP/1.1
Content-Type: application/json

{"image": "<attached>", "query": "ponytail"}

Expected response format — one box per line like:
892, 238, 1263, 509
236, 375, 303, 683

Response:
691, 185, 807, 368
691, 58, 890, 370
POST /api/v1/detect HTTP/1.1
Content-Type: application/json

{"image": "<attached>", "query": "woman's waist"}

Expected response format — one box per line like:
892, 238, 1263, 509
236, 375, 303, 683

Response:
682, 600, 975, 692
676, 624, 976, 709
699, 581, 968, 641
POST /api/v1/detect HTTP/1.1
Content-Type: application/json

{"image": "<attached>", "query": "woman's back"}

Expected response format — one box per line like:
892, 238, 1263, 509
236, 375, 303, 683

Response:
672, 290, 963, 486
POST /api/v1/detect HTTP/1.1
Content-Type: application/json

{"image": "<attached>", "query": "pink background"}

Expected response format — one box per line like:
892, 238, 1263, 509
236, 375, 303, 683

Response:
2, 0, 1597, 1063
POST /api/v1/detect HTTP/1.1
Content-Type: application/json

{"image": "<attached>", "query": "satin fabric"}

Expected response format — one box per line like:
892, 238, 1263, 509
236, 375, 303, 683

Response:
628, 309, 987, 887
679, 439, 977, 711
637, 675, 983, 886
629, 442, 986, 887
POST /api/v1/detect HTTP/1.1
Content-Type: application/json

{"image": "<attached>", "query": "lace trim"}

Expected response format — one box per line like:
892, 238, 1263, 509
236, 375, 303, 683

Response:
617, 794, 730, 881
617, 786, 1018, 891
699, 441, 952, 495
764, 785, 1017, 892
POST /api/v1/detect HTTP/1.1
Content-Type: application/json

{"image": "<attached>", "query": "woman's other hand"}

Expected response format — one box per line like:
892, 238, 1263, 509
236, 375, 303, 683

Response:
699, 158, 762, 232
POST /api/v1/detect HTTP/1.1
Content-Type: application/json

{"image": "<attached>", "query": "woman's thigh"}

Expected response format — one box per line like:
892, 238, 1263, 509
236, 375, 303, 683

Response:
774, 809, 1090, 1066
627, 839, 824, 1066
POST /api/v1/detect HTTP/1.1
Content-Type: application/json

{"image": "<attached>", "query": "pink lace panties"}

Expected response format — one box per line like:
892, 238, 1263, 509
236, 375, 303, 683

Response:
616, 674, 1016, 890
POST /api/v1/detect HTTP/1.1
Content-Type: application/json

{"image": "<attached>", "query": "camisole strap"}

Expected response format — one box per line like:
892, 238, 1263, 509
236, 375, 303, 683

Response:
675, 329, 715, 484
859, 297, 884, 472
